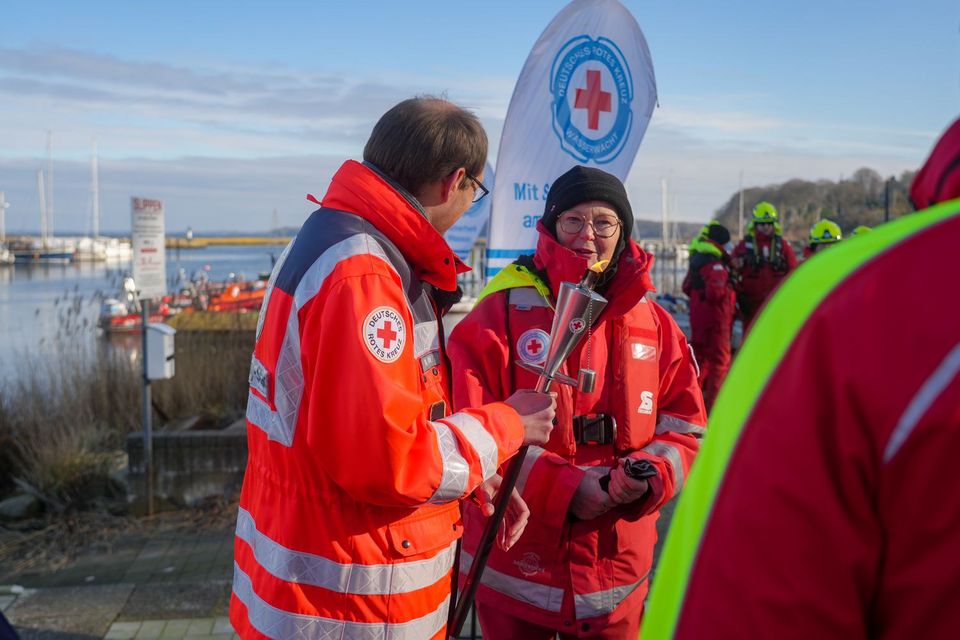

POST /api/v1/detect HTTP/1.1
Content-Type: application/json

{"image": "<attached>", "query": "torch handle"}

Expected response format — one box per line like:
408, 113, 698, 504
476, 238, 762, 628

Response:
449, 377, 553, 636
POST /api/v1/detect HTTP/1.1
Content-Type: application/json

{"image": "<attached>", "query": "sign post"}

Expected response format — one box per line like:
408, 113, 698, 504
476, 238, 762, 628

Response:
131, 197, 166, 515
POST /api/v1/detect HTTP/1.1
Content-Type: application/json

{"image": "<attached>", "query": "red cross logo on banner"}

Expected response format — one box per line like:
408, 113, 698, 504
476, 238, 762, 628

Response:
574, 69, 612, 130
363, 306, 406, 363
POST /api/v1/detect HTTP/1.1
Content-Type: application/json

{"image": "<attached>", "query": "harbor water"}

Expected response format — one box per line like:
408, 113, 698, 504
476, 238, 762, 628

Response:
0, 243, 280, 386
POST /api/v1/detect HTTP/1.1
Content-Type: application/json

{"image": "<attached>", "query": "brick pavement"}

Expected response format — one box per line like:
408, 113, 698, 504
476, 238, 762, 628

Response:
1, 520, 237, 639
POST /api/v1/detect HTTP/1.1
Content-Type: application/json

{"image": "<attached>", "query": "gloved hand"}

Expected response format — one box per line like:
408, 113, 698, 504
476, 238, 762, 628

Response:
505, 389, 557, 446
607, 458, 651, 505
569, 469, 616, 521
473, 474, 530, 551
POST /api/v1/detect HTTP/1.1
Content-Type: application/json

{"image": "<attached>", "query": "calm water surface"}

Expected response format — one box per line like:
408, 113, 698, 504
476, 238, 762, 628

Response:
0, 244, 280, 385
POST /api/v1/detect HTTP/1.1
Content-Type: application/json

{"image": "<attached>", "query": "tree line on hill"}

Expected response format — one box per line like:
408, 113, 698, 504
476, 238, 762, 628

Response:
272, 167, 916, 246
713, 168, 916, 242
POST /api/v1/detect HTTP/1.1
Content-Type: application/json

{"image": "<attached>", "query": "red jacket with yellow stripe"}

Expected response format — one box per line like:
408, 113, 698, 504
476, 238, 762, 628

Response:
230, 160, 525, 639
643, 199, 960, 639
447, 227, 706, 635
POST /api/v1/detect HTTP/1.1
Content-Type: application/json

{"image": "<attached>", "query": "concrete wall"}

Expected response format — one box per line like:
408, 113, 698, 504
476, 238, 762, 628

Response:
126, 430, 247, 511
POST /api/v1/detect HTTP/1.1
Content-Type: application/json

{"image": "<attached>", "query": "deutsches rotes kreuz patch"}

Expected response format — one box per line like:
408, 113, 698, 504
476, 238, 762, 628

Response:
517, 328, 550, 365
363, 306, 406, 363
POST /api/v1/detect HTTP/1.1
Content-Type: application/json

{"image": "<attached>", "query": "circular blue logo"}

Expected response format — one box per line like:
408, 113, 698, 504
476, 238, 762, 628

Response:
517, 329, 550, 365
550, 35, 634, 164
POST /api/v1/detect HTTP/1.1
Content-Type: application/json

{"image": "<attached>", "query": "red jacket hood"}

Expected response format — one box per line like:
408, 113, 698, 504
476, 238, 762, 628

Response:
318, 160, 468, 291
531, 220, 655, 318
911, 116, 960, 209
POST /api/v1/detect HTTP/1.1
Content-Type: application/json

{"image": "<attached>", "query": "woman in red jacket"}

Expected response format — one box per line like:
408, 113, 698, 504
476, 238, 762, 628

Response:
447, 166, 706, 639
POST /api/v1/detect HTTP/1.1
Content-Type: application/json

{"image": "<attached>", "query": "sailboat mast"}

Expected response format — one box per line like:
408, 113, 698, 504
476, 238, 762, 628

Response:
92, 141, 100, 239
0, 191, 7, 244
660, 178, 669, 244
46, 130, 54, 240
37, 169, 47, 243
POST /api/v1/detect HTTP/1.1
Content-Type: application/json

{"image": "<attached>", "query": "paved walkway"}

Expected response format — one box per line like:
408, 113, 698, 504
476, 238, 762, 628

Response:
0, 514, 487, 640
1, 521, 237, 639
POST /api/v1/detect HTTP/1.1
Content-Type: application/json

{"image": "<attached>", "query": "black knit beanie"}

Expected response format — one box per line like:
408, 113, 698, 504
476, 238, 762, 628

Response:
706, 222, 730, 245
542, 166, 634, 239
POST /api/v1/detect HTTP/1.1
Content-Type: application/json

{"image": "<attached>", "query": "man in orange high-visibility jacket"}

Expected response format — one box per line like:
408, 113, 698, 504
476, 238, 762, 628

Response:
230, 97, 556, 639
644, 119, 960, 639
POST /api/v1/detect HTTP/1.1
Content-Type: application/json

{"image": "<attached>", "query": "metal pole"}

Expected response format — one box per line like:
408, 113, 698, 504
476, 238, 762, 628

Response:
450, 376, 553, 636
885, 177, 892, 222
0, 191, 7, 244
141, 297, 154, 516
738, 170, 744, 239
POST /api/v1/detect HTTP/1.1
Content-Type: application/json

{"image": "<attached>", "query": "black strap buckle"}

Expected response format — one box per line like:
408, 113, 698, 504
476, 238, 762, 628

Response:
572, 414, 616, 445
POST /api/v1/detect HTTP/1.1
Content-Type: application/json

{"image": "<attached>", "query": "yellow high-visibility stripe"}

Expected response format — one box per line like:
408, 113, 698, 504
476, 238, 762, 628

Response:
642, 199, 960, 639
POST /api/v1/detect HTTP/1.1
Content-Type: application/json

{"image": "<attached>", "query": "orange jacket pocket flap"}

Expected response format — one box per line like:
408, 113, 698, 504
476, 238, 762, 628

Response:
387, 503, 461, 558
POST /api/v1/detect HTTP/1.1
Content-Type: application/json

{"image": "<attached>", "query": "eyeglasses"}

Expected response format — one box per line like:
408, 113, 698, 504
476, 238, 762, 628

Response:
466, 173, 489, 204
558, 214, 621, 238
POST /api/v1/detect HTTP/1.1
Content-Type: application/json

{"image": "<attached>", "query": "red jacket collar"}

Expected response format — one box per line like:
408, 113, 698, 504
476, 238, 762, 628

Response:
531, 221, 655, 318
319, 160, 467, 291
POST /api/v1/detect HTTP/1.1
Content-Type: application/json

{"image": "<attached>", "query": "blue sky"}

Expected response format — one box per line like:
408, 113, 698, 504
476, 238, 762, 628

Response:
0, 0, 957, 233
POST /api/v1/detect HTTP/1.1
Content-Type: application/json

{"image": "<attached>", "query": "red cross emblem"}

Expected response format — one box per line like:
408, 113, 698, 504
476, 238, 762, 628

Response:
377, 321, 398, 349
363, 306, 406, 363
574, 69, 612, 130
569, 318, 586, 334
518, 329, 550, 364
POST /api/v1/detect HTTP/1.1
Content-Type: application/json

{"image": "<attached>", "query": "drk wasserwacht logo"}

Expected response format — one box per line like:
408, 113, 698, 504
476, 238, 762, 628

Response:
550, 35, 634, 164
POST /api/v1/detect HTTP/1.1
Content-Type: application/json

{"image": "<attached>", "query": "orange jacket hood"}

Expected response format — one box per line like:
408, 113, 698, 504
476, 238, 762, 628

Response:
319, 160, 468, 291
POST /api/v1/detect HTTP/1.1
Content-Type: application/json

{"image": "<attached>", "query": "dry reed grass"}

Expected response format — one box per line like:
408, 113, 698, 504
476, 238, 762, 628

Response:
0, 289, 253, 511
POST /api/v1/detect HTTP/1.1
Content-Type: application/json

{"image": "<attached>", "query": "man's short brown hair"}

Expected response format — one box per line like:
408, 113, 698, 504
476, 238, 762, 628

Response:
363, 96, 487, 198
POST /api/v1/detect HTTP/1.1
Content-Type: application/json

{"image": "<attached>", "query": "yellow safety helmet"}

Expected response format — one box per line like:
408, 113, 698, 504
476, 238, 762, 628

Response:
752, 201, 778, 224
852, 225, 872, 237
810, 219, 842, 245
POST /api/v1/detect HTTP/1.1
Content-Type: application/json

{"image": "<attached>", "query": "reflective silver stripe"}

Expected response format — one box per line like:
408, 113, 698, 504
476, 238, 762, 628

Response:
884, 341, 960, 463
293, 234, 396, 311
247, 234, 403, 448
575, 464, 612, 476
642, 441, 685, 490
246, 392, 289, 446
256, 239, 295, 341
413, 321, 440, 360
235, 508, 456, 595
687, 343, 700, 378
428, 421, 470, 503
509, 287, 550, 308
245, 307, 304, 447
515, 446, 546, 496
441, 413, 499, 481
274, 308, 304, 442
655, 414, 706, 437
232, 562, 448, 640
573, 575, 648, 619
459, 549, 563, 613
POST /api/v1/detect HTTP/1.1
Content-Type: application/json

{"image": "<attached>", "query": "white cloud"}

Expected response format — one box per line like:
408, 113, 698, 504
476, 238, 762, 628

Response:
0, 45, 940, 235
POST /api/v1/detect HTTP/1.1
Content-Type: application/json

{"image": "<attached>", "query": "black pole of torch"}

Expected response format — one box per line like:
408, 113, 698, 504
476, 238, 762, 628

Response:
449, 432, 539, 637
